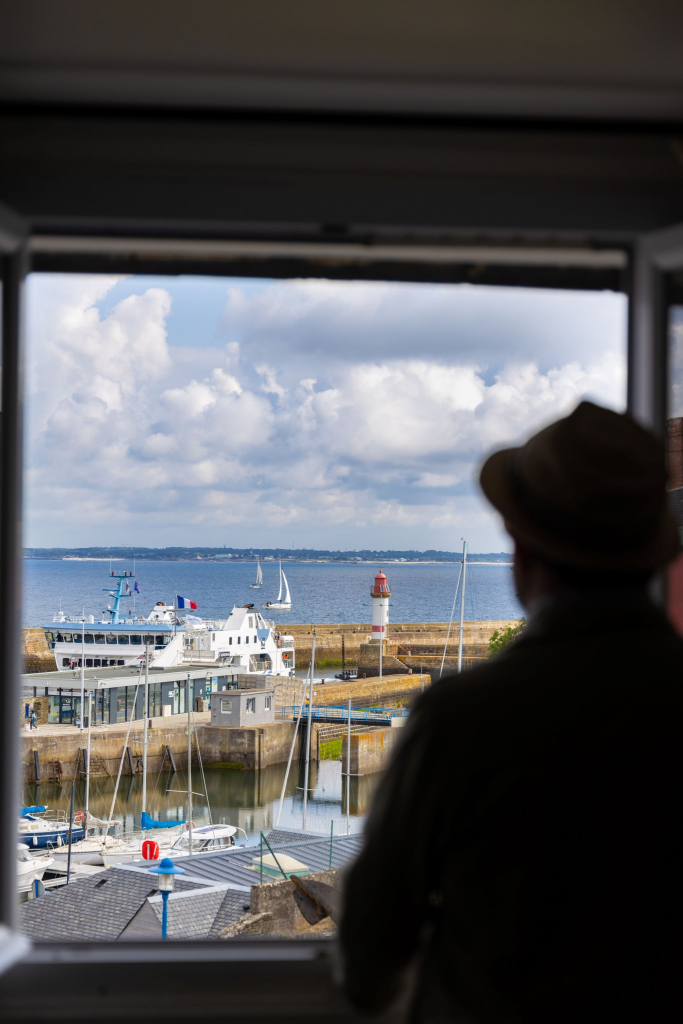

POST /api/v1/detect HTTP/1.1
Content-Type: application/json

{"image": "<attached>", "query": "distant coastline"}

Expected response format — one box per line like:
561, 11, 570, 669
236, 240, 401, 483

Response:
24, 546, 513, 565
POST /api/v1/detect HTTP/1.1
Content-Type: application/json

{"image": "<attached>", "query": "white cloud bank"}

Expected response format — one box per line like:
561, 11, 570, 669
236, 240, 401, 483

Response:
24, 275, 627, 550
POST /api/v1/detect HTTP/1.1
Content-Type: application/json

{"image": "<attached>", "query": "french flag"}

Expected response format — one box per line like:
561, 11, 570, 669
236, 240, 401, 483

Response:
177, 595, 197, 610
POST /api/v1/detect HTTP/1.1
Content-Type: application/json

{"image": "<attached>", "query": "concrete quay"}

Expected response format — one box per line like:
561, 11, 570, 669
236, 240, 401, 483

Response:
20, 715, 299, 782
20, 670, 429, 782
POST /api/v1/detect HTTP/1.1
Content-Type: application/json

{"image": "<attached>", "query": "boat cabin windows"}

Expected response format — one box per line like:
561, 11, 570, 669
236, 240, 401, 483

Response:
130, 634, 142, 645
246, 636, 249, 644
118, 634, 129, 645
172, 834, 234, 853
106, 633, 117, 645
94, 633, 105, 644
84, 633, 94, 643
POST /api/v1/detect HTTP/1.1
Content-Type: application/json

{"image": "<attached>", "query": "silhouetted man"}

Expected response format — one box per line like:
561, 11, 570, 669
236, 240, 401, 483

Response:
341, 402, 682, 1023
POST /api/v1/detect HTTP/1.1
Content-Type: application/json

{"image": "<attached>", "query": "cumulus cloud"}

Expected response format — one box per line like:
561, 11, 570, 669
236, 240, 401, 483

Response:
24, 274, 627, 550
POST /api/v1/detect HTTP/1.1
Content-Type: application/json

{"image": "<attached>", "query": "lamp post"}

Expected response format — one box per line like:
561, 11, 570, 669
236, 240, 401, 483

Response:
148, 856, 185, 940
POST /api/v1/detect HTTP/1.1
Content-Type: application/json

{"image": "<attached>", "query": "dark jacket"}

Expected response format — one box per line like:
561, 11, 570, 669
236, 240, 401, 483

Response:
340, 592, 682, 1023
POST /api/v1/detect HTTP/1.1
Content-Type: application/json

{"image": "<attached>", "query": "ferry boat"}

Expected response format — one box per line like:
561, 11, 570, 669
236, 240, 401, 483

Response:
44, 570, 295, 675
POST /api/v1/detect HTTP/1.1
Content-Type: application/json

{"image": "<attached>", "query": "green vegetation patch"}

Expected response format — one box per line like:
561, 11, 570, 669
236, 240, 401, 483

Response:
206, 760, 245, 771
320, 737, 343, 760
488, 619, 526, 656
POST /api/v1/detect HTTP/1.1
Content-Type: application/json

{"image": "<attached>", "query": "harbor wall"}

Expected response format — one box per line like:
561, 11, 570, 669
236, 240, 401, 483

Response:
342, 728, 399, 776
19, 717, 298, 781
198, 721, 298, 771
23, 627, 57, 673
278, 620, 518, 672
306, 672, 429, 707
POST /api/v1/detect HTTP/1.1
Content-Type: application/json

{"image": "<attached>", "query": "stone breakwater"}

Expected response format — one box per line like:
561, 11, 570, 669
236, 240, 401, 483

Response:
278, 620, 519, 677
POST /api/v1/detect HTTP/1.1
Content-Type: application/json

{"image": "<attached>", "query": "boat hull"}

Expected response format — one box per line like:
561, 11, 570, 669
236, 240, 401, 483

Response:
18, 827, 85, 849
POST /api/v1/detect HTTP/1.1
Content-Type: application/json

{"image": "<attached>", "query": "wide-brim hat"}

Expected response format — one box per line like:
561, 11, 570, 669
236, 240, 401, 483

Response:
479, 401, 680, 570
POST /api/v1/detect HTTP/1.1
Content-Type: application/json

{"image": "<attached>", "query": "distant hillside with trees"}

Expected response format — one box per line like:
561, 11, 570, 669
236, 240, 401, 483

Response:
24, 546, 512, 563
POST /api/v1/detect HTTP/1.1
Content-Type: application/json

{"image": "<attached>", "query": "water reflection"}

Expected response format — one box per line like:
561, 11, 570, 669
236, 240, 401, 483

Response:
22, 760, 381, 841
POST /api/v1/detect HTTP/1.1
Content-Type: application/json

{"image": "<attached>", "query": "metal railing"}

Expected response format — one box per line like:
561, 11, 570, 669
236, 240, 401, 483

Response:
277, 704, 408, 724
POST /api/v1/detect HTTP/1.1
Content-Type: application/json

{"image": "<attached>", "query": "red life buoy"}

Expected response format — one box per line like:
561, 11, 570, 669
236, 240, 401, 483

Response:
141, 839, 160, 861
74, 811, 85, 823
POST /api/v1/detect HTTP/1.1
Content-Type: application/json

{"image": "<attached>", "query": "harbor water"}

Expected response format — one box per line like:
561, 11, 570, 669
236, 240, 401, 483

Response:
22, 760, 375, 842
23, 558, 523, 626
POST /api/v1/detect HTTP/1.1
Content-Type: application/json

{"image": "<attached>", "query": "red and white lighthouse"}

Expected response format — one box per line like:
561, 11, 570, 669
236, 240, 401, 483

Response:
370, 569, 390, 645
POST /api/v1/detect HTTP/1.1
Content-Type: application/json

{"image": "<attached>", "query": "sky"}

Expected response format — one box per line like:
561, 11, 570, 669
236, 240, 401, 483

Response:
24, 273, 627, 551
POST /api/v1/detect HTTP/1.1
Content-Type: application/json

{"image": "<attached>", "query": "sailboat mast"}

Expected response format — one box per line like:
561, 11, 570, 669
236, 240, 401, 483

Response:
457, 539, 468, 673
302, 631, 315, 831
80, 619, 85, 732
85, 690, 92, 818
142, 645, 149, 815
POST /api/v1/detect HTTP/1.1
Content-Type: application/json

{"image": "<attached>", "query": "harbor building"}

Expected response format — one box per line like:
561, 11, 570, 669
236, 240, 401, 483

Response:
22, 664, 244, 727
211, 687, 275, 728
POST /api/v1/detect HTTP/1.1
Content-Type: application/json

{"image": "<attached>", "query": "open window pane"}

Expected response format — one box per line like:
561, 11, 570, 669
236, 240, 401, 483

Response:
18, 272, 626, 941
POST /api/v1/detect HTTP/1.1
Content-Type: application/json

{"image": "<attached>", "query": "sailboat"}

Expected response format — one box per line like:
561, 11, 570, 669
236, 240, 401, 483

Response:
263, 560, 292, 610
249, 558, 263, 589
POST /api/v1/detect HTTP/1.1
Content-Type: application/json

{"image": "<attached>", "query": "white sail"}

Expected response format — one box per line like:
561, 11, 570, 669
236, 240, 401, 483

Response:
256, 561, 263, 585
276, 561, 283, 602
282, 570, 291, 605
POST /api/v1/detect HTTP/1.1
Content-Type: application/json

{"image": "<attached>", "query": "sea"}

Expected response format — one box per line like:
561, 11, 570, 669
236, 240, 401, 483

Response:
23, 557, 523, 626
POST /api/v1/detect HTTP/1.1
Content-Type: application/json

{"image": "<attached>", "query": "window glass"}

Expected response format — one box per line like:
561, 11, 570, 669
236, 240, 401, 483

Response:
20, 271, 626, 944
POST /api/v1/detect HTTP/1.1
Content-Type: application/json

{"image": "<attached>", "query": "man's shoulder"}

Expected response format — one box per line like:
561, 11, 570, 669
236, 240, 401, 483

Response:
413, 611, 683, 725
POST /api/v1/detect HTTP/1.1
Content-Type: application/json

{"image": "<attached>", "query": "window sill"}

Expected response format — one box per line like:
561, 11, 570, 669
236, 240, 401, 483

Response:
0, 938, 406, 1022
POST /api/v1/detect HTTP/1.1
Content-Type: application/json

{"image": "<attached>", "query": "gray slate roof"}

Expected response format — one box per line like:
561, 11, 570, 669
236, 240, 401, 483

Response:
19, 865, 209, 941
159, 830, 364, 888
149, 886, 230, 940
208, 889, 252, 937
